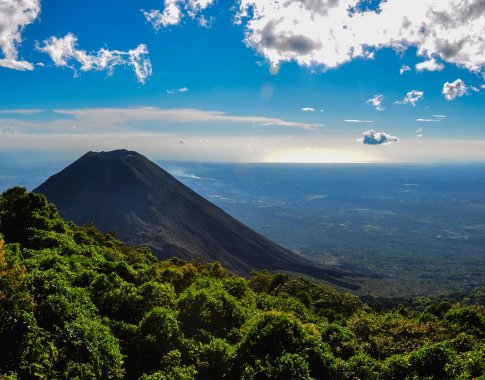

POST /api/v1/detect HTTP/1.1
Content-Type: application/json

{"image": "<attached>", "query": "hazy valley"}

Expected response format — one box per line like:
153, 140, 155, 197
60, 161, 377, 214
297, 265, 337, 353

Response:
2, 157, 484, 298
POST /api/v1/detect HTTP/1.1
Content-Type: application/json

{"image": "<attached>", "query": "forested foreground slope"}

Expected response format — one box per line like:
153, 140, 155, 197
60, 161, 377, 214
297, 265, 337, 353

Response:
0, 187, 484, 379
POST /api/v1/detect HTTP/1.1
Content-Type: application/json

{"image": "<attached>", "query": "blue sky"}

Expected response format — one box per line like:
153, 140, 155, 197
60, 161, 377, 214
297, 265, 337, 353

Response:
0, 0, 484, 163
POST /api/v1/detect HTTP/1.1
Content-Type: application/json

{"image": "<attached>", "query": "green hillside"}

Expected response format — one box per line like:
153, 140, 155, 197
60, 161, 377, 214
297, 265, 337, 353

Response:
0, 187, 484, 379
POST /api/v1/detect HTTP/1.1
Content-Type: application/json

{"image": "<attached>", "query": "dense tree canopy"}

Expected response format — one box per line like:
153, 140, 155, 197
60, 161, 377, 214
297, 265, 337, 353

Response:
0, 187, 484, 379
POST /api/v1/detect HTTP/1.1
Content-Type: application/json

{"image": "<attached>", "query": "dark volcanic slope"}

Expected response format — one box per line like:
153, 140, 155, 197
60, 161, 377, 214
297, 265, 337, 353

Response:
34, 150, 361, 288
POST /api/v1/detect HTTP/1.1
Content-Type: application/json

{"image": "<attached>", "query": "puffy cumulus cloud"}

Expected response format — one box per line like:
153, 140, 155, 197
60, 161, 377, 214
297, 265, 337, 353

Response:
442, 79, 469, 100
360, 129, 399, 145
143, 0, 181, 28
143, 0, 215, 29
37, 33, 152, 84
236, 0, 485, 73
415, 58, 444, 72
366, 94, 384, 111
395, 90, 424, 106
0, 0, 40, 71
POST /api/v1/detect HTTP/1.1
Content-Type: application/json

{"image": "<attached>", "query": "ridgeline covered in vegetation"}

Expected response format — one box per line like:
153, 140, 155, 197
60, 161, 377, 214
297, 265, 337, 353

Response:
0, 187, 484, 379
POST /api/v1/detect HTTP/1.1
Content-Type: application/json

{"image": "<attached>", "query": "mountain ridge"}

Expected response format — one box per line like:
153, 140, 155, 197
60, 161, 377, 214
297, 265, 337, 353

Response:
34, 149, 363, 289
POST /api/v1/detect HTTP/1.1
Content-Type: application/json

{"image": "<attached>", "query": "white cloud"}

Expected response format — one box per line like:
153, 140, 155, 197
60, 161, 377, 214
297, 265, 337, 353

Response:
50, 107, 321, 131
0, 0, 40, 71
366, 94, 384, 111
400, 65, 411, 75
360, 129, 399, 145
127, 45, 153, 84
344, 119, 374, 123
143, 0, 215, 29
236, 0, 485, 73
198, 15, 215, 28
442, 79, 469, 100
167, 87, 190, 94
0, 108, 44, 115
415, 58, 444, 72
416, 128, 423, 138
142, 1, 181, 29
0, 59, 35, 71
416, 114, 446, 122
395, 90, 424, 106
301, 107, 315, 112
37, 33, 152, 84
0, 126, 17, 135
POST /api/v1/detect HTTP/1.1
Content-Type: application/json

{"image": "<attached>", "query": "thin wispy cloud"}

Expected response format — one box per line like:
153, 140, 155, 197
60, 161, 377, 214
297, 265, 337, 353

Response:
400, 65, 411, 75
366, 95, 384, 111
0, 109, 44, 115
301, 107, 315, 112
395, 90, 424, 107
167, 87, 189, 94
0, 126, 18, 135
2, 107, 321, 133
198, 15, 215, 28
416, 114, 446, 122
344, 120, 374, 123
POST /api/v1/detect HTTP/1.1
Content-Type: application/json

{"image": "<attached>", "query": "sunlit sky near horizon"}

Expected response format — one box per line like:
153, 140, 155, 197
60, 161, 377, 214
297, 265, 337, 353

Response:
0, 0, 484, 163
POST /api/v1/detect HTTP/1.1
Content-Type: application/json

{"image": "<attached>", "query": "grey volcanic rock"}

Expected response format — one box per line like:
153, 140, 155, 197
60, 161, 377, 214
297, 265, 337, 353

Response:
34, 150, 360, 288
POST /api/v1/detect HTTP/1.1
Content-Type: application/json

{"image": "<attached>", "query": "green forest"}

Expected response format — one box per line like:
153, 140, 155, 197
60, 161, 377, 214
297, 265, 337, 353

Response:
0, 187, 484, 379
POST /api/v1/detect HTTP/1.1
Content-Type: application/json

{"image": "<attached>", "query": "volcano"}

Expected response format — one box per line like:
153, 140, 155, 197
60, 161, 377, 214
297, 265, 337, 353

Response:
34, 149, 361, 289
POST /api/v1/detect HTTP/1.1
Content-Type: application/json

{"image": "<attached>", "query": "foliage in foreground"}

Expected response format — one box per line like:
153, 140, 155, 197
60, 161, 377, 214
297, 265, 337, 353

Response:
0, 187, 484, 379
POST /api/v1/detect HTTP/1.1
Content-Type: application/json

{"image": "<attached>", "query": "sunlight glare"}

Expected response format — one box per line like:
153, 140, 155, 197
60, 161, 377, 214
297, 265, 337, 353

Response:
264, 148, 374, 163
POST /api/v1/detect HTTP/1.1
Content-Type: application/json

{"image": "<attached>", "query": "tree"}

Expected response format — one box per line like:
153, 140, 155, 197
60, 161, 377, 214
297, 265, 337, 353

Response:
409, 342, 454, 379
0, 187, 66, 248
